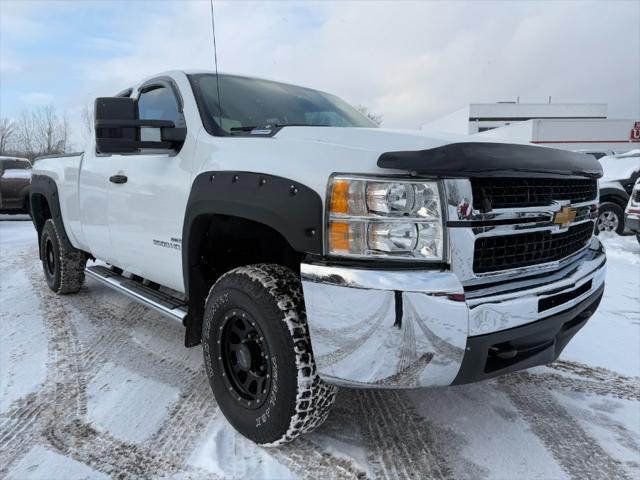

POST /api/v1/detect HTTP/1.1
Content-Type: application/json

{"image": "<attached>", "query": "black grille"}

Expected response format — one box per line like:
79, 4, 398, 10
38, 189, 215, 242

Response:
471, 178, 597, 211
634, 189, 640, 203
473, 222, 594, 274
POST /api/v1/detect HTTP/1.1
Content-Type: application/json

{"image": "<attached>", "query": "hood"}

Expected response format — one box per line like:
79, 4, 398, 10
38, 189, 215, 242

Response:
273, 126, 476, 154
599, 153, 640, 182
273, 127, 603, 179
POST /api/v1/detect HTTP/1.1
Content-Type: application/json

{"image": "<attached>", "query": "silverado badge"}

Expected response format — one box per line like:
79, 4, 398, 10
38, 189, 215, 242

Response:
553, 206, 577, 227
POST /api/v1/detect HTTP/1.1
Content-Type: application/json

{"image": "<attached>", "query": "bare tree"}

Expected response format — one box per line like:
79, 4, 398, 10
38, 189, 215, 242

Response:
0, 118, 16, 154
357, 105, 383, 126
14, 104, 72, 159
15, 110, 39, 159
80, 103, 94, 143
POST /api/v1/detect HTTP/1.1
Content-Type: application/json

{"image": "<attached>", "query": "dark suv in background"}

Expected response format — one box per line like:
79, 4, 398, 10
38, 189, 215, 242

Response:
0, 157, 32, 215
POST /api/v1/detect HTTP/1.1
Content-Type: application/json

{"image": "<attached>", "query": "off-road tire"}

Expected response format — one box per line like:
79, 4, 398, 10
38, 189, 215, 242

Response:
595, 202, 624, 235
202, 263, 337, 446
40, 219, 86, 294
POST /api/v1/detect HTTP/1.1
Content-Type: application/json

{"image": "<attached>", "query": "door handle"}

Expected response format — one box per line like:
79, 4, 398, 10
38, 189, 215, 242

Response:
109, 174, 128, 184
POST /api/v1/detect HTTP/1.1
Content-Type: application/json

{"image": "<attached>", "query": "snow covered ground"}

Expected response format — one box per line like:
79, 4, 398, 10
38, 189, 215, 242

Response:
1, 215, 638, 479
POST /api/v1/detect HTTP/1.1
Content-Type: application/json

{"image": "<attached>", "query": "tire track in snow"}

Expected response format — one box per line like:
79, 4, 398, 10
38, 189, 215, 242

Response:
272, 438, 369, 480
0, 393, 48, 477
3, 250, 203, 478
506, 366, 639, 402
548, 360, 640, 400
81, 301, 147, 375
1, 249, 88, 475
499, 374, 634, 480
147, 369, 217, 460
348, 389, 470, 479
44, 419, 197, 479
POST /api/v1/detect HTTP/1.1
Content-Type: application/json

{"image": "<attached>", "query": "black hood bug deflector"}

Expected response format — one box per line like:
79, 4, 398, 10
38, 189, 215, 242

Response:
377, 142, 603, 179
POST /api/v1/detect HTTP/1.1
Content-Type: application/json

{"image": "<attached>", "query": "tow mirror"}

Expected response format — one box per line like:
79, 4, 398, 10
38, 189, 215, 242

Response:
94, 97, 186, 154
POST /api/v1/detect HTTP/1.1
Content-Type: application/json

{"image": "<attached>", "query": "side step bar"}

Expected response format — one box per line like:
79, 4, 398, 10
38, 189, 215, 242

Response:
85, 265, 187, 324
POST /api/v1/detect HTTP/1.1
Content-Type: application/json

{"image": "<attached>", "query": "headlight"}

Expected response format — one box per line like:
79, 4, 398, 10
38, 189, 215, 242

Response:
326, 175, 444, 260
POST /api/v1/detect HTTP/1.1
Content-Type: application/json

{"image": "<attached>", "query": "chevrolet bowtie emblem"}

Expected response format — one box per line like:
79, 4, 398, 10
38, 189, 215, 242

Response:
553, 206, 577, 227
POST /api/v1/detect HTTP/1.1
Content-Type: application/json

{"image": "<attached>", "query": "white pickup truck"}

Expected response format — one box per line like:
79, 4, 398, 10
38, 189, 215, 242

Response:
31, 70, 607, 445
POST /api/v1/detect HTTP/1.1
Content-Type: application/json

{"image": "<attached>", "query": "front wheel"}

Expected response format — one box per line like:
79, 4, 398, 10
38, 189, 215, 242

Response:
202, 264, 337, 446
595, 202, 624, 235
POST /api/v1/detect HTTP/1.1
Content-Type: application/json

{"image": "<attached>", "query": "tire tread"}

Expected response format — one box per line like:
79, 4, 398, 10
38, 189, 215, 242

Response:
205, 264, 337, 446
41, 219, 86, 294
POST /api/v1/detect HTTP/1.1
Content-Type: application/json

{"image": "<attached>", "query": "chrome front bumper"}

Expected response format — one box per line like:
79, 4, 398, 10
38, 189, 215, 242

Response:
625, 212, 640, 233
301, 239, 606, 389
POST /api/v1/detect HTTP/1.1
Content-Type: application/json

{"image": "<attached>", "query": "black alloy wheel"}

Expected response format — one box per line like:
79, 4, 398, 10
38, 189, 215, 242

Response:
45, 237, 57, 277
218, 308, 272, 409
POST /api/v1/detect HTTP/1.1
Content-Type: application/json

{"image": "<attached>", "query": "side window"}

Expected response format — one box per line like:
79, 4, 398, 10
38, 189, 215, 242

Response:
138, 86, 181, 123
2, 159, 31, 170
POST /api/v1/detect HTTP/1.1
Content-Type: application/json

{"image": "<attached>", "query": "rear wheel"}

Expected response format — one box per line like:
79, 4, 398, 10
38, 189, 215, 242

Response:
595, 202, 624, 235
202, 264, 337, 445
40, 219, 87, 294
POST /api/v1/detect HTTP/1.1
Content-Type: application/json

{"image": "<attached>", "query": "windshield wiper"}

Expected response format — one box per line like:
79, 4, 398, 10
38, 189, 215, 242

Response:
229, 123, 330, 134
273, 123, 330, 128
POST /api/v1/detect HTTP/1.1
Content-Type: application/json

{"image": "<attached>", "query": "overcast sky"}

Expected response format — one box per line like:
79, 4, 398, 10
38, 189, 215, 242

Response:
1, 0, 639, 148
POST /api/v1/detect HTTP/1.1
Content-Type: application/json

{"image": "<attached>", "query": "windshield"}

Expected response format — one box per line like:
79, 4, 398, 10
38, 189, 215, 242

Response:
189, 73, 377, 135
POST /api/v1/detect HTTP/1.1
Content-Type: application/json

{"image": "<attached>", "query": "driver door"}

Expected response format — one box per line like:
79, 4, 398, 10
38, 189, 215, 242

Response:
107, 80, 193, 292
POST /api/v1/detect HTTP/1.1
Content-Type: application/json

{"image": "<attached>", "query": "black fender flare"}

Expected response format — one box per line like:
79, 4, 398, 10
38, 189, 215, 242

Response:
18, 183, 31, 207
30, 174, 75, 259
181, 171, 323, 346
599, 187, 629, 208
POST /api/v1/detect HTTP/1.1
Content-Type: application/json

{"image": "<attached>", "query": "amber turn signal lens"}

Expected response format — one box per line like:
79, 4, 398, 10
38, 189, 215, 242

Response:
330, 179, 350, 214
329, 221, 350, 252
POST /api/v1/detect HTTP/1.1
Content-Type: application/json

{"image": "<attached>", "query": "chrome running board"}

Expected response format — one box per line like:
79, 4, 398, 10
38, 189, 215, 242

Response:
85, 264, 187, 324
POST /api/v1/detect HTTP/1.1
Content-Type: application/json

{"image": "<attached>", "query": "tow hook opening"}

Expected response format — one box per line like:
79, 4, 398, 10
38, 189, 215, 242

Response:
486, 339, 554, 373
488, 344, 518, 360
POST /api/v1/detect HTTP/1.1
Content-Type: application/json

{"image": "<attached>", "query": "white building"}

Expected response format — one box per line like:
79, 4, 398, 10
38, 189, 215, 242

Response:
474, 118, 640, 154
422, 102, 608, 135
422, 102, 639, 153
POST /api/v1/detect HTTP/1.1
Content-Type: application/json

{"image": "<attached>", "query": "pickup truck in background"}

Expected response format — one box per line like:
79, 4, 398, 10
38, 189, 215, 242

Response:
30, 70, 607, 445
596, 150, 640, 234
625, 179, 640, 244
0, 156, 32, 215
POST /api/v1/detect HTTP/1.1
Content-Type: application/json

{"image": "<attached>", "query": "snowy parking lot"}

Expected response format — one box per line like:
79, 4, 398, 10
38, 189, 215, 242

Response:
1, 215, 638, 479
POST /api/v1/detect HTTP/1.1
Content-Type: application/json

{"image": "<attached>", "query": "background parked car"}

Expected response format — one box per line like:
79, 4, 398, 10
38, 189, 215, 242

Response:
625, 178, 640, 244
0, 156, 32, 215
597, 150, 640, 234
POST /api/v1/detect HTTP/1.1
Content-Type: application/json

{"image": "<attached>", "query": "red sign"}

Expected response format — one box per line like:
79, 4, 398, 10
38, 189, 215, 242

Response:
631, 121, 640, 142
